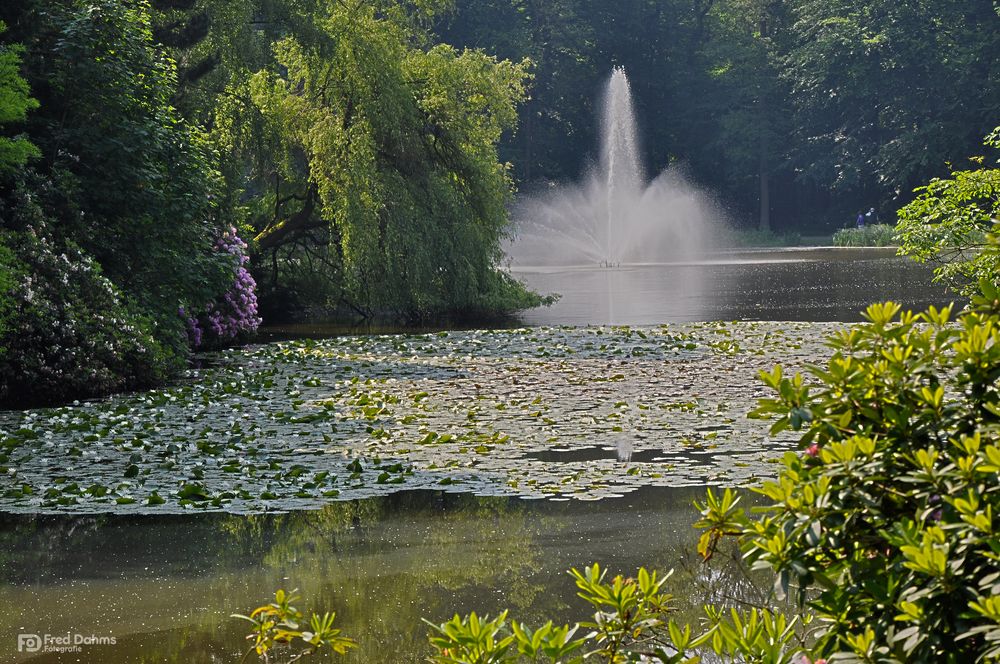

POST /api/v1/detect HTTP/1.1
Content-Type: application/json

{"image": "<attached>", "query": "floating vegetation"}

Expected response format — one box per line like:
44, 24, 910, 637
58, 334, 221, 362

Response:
0, 323, 836, 513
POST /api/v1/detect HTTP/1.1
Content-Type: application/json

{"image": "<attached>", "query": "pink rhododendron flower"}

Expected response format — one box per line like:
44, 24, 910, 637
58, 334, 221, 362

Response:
182, 228, 260, 347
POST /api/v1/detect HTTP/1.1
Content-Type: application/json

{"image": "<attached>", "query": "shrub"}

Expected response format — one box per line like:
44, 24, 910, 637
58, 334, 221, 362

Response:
0, 219, 181, 407
832, 223, 898, 247
182, 227, 261, 347
232, 588, 355, 663
700, 294, 1000, 661
242, 568, 809, 664
421, 563, 807, 663
896, 126, 1000, 296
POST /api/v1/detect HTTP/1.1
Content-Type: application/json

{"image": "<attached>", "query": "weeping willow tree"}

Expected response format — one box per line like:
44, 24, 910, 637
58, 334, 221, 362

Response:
215, 0, 541, 319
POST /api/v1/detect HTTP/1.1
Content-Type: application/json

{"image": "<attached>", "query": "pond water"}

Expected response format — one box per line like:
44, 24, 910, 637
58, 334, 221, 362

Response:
513, 247, 956, 326
0, 322, 835, 513
0, 248, 959, 662
3, 487, 764, 663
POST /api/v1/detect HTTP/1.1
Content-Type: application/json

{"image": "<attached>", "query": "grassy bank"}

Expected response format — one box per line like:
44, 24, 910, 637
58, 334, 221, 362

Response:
832, 224, 897, 247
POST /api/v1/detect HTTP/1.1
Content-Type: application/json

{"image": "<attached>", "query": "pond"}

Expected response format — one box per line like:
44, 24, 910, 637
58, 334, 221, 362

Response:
513, 247, 956, 325
2, 487, 764, 663
0, 321, 837, 512
1, 248, 959, 662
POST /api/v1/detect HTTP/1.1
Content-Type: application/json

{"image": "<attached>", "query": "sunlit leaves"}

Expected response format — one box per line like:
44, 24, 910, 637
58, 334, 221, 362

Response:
233, 588, 356, 661
0, 21, 39, 174
221, 0, 538, 317
897, 127, 1000, 296
715, 296, 1000, 661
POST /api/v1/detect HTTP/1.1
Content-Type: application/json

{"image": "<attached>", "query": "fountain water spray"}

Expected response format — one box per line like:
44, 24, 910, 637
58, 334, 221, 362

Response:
507, 67, 720, 267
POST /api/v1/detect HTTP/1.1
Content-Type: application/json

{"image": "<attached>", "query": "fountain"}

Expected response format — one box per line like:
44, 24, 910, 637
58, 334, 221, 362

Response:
507, 67, 719, 267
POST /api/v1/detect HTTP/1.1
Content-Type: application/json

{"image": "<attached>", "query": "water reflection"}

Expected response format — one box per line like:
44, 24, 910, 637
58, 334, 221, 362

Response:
513, 247, 959, 326
1, 487, 764, 663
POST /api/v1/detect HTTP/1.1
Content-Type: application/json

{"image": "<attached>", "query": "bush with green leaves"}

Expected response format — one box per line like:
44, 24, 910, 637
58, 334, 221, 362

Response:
896, 126, 1000, 296
423, 563, 807, 664
241, 567, 810, 664
699, 293, 1000, 662
233, 588, 356, 664
0, 197, 179, 406
831, 224, 898, 248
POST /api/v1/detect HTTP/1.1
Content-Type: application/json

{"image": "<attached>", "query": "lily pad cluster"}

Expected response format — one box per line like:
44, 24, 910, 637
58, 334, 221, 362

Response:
0, 323, 835, 513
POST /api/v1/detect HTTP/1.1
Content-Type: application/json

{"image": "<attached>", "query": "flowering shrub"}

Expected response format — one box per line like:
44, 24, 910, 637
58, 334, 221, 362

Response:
0, 224, 180, 406
183, 227, 261, 347
0, 240, 14, 349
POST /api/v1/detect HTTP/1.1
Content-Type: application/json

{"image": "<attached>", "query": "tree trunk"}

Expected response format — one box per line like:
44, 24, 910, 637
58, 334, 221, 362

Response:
758, 13, 771, 232
759, 132, 770, 232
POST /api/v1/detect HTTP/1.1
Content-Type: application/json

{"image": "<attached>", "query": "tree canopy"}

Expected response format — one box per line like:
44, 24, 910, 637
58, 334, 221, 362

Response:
214, 0, 541, 317
0, 0, 997, 402
442, 0, 1000, 230
0, 20, 38, 174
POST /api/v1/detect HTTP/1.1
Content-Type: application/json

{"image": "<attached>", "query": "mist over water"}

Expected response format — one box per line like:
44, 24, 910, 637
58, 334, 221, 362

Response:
507, 67, 720, 267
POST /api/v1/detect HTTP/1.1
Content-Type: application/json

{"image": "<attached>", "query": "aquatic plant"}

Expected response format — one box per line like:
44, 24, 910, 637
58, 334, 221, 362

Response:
0, 322, 822, 512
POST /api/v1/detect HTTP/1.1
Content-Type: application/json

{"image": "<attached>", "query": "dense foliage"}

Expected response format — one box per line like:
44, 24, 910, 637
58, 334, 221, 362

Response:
24, 0, 232, 324
211, 0, 542, 318
0, 0, 243, 405
897, 126, 1000, 296
697, 293, 1000, 662
0, 20, 37, 175
440, 0, 1000, 230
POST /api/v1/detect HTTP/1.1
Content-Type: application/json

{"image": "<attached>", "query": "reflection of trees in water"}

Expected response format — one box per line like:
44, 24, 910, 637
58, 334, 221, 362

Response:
674, 542, 772, 613
1, 493, 549, 663
0, 487, 783, 663
211, 492, 549, 663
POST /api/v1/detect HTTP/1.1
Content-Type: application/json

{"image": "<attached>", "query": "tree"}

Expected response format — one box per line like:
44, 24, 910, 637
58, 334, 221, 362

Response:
698, 0, 794, 231
14, 0, 231, 329
0, 0, 246, 403
150, 0, 263, 120
0, 19, 38, 352
896, 126, 1000, 296
217, 0, 542, 318
0, 20, 37, 174
781, 0, 1000, 211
